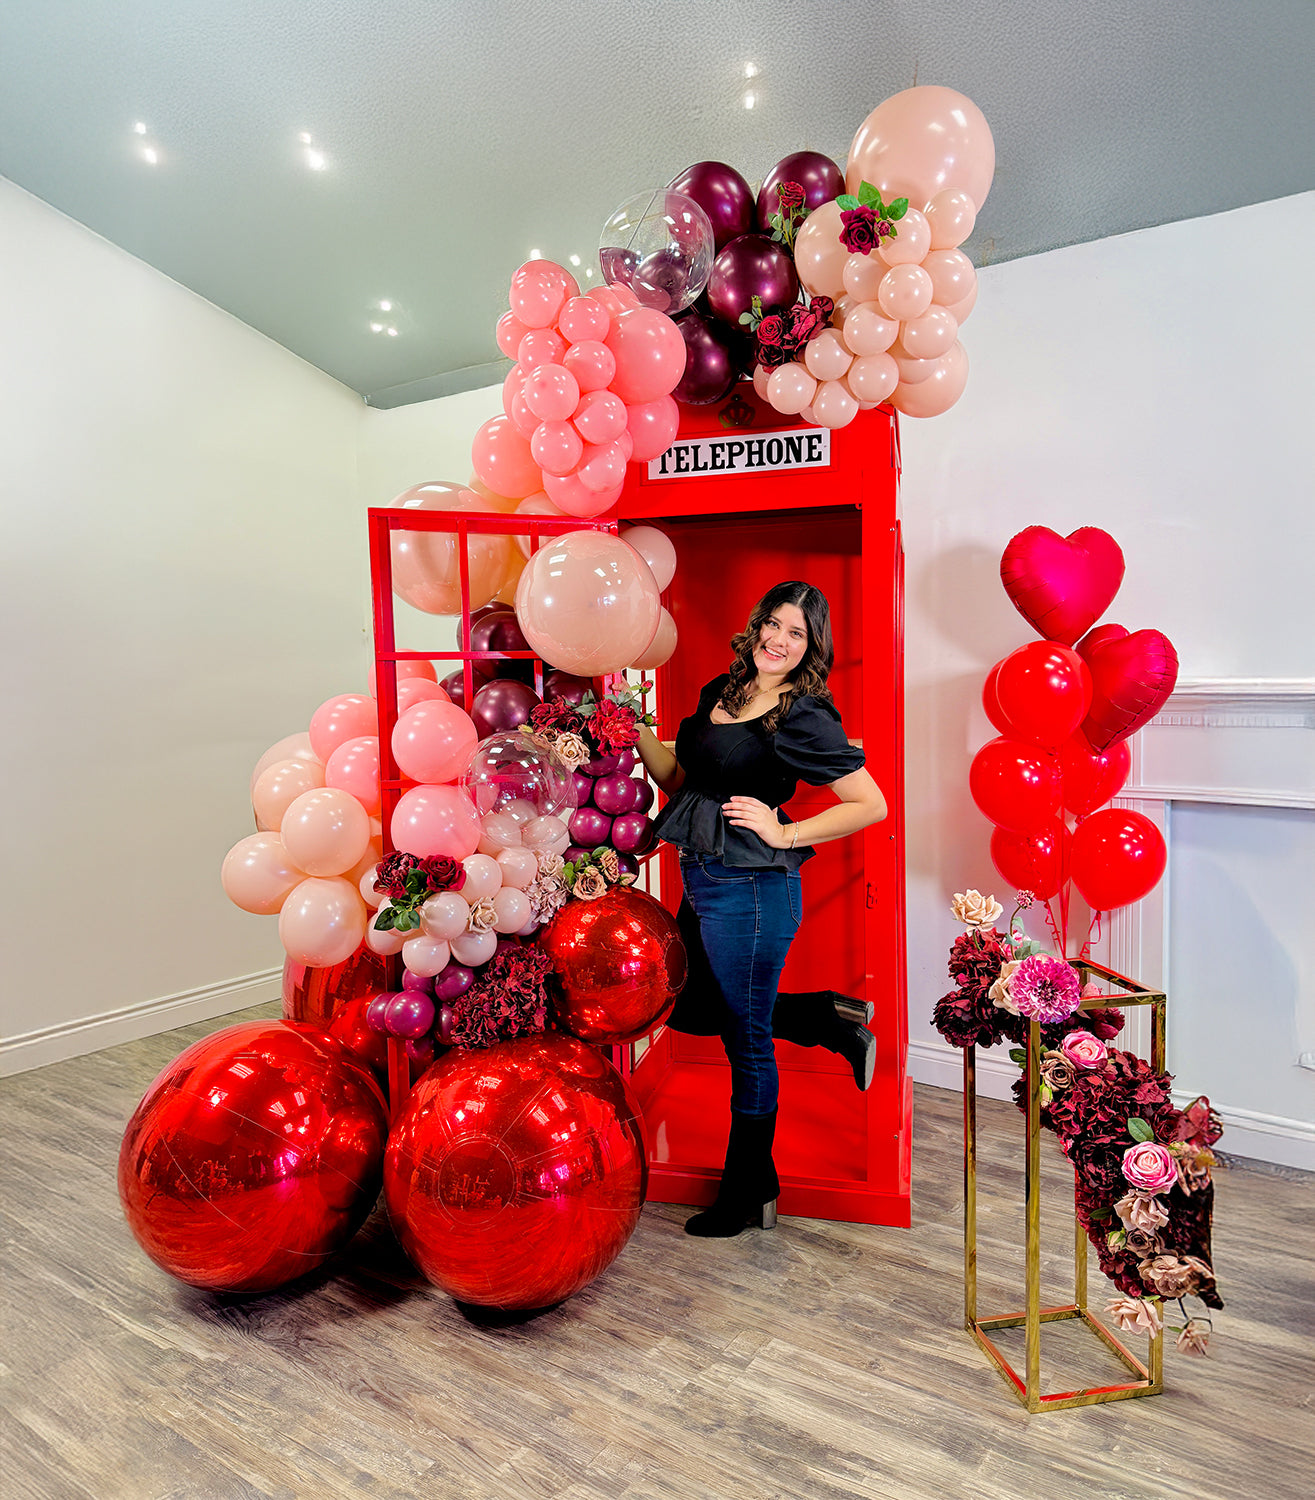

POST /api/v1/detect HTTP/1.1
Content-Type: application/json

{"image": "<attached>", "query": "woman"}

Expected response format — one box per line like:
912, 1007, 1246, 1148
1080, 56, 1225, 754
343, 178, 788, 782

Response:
635, 581, 888, 1238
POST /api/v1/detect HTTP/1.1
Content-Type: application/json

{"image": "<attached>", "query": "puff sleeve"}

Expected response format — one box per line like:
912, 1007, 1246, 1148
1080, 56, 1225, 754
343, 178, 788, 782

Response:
773, 696, 865, 785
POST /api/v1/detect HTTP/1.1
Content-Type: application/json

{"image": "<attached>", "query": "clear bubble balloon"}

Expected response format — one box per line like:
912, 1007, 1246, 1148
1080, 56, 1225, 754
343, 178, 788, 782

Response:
460, 730, 578, 822
598, 190, 715, 315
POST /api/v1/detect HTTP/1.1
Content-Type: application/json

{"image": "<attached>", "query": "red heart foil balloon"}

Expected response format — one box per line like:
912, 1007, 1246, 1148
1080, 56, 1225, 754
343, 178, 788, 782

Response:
1076, 624, 1179, 751
1000, 527, 1125, 645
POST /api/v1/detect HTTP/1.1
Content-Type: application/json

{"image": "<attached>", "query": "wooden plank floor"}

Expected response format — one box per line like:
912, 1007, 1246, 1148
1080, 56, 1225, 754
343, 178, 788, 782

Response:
2, 1002, 1311, 1500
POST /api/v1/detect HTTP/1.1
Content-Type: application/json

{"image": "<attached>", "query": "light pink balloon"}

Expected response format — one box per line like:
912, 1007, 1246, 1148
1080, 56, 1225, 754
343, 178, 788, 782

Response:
615, 427, 634, 463
558, 295, 611, 343
563, 340, 617, 393
541, 469, 623, 519
589, 284, 640, 315
392, 699, 479, 785
846, 352, 900, 405
604, 307, 686, 403
842, 303, 899, 356
832, 294, 857, 325
751, 364, 772, 400
221, 833, 307, 915
516, 327, 568, 371
841, 252, 888, 301
502, 797, 538, 825
252, 757, 326, 832
924, 249, 977, 308
846, 85, 996, 211
279, 877, 368, 967
943, 280, 978, 325
366, 900, 408, 955
877, 264, 934, 321
890, 341, 970, 418
899, 305, 958, 360
359, 865, 384, 909
891, 346, 939, 384
572, 389, 627, 444
496, 845, 540, 889
515, 529, 661, 676
522, 814, 571, 855
878, 207, 931, 266
367, 657, 437, 697
420, 890, 471, 941
513, 492, 569, 557
522, 364, 580, 423
803, 329, 854, 382
251, 732, 319, 793
812, 379, 860, 429
396, 678, 450, 714
578, 440, 627, 493
530, 419, 584, 477
631, 606, 678, 668
794, 201, 847, 298
492, 888, 531, 933
620, 524, 677, 591
461, 853, 504, 902
502, 362, 527, 421
309, 693, 376, 764
471, 416, 543, 500
509, 260, 579, 329
507, 386, 540, 439
496, 312, 530, 359
280, 787, 372, 877
324, 736, 381, 817
391, 483, 511, 615
401, 935, 451, 978
346, 833, 383, 889
626, 396, 680, 463
478, 811, 524, 853
766, 361, 817, 415
392, 784, 482, 859
925, 189, 977, 249
451, 928, 497, 967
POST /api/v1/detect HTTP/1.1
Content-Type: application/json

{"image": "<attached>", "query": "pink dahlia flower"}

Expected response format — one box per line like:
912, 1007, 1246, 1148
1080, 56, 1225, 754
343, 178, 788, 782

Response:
1010, 955, 1082, 1023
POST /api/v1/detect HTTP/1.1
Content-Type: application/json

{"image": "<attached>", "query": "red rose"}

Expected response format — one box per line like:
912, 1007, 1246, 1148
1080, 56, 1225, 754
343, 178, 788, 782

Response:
372, 850, 419, 897
588, 699, 639, 753
530, 701, 585, 737
776, 181, 806, 211
417, 855, 466, 893
839, 205, 879, 255
756, 313, 786, 347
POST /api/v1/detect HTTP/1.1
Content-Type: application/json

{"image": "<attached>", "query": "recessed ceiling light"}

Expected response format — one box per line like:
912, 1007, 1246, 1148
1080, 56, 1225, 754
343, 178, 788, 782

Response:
305, 148, 327, 171
370, 322, 384, 332
379, 299, 392, 312
298, 131, 313, 144
584, 267, 594, 278
386, 327, 398, 337
142, 146, 160, 165
743, 91, 757, 110
530, 248, 542, 259
744, 62, 759, 78
568, 254, 581, 267
133, 121, 147, 135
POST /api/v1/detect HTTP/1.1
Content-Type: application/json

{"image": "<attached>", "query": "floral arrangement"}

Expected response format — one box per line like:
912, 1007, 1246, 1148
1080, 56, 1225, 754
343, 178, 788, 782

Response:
520, 683, 651, 771
370, 852, 466, 934
936, 889, 1223, 1355
763, 179, 808, 250
561, 845, 636, 902
450, 944, 554, 1049
739, 290, 836, 371
836, 179, 909, 255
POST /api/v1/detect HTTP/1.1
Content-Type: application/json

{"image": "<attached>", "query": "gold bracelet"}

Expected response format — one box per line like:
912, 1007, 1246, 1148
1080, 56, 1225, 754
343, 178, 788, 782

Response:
789, 823, 800, 850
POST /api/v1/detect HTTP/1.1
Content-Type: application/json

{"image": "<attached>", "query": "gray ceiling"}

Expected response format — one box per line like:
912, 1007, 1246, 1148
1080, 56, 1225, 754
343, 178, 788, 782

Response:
3, 1, 1313, 407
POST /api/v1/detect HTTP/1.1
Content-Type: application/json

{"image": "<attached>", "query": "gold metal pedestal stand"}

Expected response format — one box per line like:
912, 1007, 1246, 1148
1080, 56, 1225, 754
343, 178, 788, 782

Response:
964, 959, 1167, 1411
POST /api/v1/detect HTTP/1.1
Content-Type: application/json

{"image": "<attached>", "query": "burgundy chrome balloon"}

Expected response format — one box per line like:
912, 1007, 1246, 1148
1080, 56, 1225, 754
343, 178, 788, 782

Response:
470, 678, 541, 739
385, 1033, 647, 1308
705, 234, 800, 329
756, 150, 845, 230
118, 1021, 389, 1293
672, 309, 739, 406
668, 160, 755, 249
540, 885, 687, 1044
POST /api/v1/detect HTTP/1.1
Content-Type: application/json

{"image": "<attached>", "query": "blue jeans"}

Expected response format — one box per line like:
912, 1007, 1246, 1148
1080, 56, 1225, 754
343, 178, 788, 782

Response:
679, 856, 803, 1116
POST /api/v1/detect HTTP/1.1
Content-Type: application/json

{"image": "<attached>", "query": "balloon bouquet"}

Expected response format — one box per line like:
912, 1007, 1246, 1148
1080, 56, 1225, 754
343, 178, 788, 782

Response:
971, 526, 1180, 949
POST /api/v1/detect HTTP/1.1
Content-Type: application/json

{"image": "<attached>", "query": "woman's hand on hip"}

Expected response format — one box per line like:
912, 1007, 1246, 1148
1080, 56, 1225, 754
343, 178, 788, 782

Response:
722, 796, 787, 848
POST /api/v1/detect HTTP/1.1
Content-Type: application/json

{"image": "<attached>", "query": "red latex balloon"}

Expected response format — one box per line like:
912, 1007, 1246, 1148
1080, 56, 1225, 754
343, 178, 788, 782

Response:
994, 641, 1092, 748
119, 1021, 389, 1293
1070, 808, 1167, 911
384, 1033, 647, 1309
982, 660, 1011, 735
969, 737, 1063, 836
1058, 732, 1132, 817
1000, 526, 1126, 645
539, 885, 687, 1044
1076, 624, 1180, 750
989, 822, 1071, 902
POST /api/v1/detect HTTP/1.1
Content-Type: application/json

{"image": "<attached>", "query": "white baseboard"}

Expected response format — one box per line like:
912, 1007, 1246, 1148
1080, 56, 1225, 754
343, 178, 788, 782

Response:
908, 1038, 1315, 1172
0, 968, 283, 1077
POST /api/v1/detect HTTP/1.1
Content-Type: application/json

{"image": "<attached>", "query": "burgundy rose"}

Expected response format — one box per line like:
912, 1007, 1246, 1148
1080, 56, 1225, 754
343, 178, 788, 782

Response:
756, 313, 786, 348
530, 700, 585, 737
417, 854, 466, 893
373, 850, 420, 897
756, 341, 793, 370
588, 699, 640, 753
776, 181, 806, 211
839, 205, 879, 255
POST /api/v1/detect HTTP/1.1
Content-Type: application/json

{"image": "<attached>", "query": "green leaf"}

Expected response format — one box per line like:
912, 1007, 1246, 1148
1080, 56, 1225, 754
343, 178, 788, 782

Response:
396, 910, 418, 933
374, 909, 395, 932
738, 312, 755, 326
858, 181, 881, 209
835, 194, 861, 211
1127, 1116, 1154, 1143
888, 197, 909, 221
1008, 1047, 1027, 1066
1089, 1207, 1112, 1221
592, 846, 608, 857
562, 863, 576, 885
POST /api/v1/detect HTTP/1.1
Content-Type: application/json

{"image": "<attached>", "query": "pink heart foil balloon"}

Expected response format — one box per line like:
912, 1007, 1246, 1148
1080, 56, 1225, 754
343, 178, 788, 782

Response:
1076, 624, 1179, 751
1000, 526, 1126, 646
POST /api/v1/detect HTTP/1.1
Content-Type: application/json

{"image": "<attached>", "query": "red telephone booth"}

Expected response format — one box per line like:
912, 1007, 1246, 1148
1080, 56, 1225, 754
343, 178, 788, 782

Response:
617, 397, 910, 1227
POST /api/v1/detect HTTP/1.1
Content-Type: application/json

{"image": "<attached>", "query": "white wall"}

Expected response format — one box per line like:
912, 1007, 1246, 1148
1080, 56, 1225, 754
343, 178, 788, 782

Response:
0, 179, 367, 1070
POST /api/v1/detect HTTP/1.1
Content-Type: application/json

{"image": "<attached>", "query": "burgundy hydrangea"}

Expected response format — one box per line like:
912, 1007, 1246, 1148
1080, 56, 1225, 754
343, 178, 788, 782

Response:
372, 851, 420, 897
451, 946, 554, 1049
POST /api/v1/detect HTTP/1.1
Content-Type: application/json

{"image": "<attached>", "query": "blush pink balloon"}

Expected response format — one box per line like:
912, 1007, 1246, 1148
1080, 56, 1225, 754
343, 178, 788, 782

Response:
530, 419, 584, 477
812, 380, 860, 429
794, 201, 847, 298
831, 293, 857, 324
626, 396, 680, 462
516, 327, 568, 371
502, 362, 527, 418
631, 606, 678, 668
491, 888, 531, 933
450, 928, 497, 967
842, 302, 899, 356
366, 902, 408, 955
891, 345, 939, 384
280, 787, 372, 877
748, 364, 769, 400
496, 845, 539, 889
522, 815, 570, 855
563, 340, 617, 392
251, 732, 320, 792
943, 280, 978, 325
471, 416, 543, 500
391, 483, 512, 615
507, 386, 539, 439
925, 189, 978, 249
346, 833, 383, 893
478, 811, 524, 853
460, 853, 504, 902
308, 694, 376, 764
392, 699, 479, 785
846, 352, 899, 405
890, 341, 970, 418
877, 263, 934, 321
766, 361, 817, 415
588, 284, 640, 315
841, 252, 888, 302
578, 440, 627, 494
541, 469, 623, 519
496, 312, 530, 359
558, 295, 611, 343
572, 389, 627, 444
615, 428, 634, 464
401, 935, 451, 978
604, 307, 687, 403
252, 757, 326, 831
392, 784, 482, 860
509, 260, 578, 329
359, 866, 384, 909
899, 305, 959, 360
279, 877, 368, 967
878, 207, 931, 266
396, 678, 450, 714
924, 249, 977, 307
420, 890, 471, 941
513, 492, 569, 556
367, 658, 437, 697
522, 364, 580, 423
803, 329, 853, 382
846, 85, 996, 211
619, 524, 677, 591
222, 833, 307, 915
324, 736, 381, 817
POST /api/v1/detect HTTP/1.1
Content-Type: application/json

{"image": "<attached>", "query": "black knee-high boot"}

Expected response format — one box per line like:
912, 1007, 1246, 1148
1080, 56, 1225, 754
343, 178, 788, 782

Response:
685, 1110, 779, 1238
772, 991, 876, 1090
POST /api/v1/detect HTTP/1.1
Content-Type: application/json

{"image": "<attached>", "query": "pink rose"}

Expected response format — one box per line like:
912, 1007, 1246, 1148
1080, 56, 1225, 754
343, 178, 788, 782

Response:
1105, 1296, 1162, 1336
1121, 1141, 1178, 1194
1060, 1030, 1107, 1070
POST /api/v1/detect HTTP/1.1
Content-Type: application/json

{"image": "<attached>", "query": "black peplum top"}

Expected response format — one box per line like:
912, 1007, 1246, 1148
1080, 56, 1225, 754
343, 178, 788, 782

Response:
651, 673, 866, 870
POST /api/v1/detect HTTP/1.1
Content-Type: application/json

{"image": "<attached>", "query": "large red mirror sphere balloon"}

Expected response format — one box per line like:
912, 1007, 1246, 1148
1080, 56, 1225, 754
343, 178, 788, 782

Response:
385, 1033, 647, 1309
1070, 808, 1167, 912
282, 945, 393, 1080
540, 885, 687, 1044
119, 1021, 389, 1293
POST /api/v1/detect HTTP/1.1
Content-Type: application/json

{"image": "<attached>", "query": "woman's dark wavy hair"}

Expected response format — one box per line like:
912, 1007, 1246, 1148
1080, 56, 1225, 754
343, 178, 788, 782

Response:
719, 581, 835, 733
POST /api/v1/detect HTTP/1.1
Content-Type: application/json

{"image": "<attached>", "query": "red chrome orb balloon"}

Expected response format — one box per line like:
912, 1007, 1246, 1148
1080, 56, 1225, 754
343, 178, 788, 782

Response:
282, 944, 392, 1080
385, 1033, 647, 1309
118, 1021, 389, 1293
539, 885, 687, 1044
